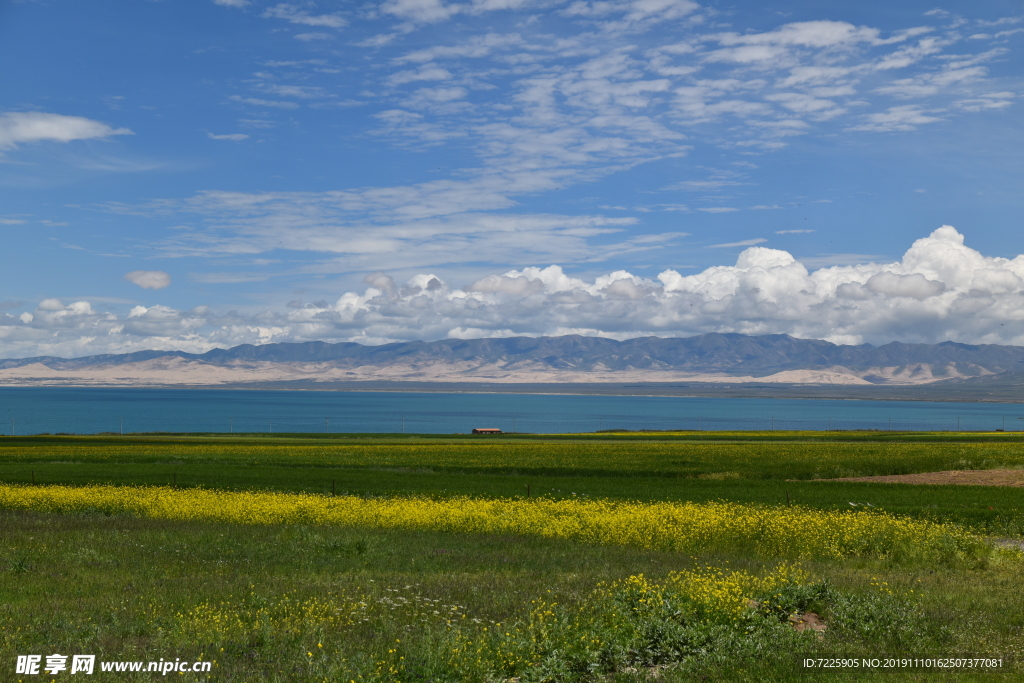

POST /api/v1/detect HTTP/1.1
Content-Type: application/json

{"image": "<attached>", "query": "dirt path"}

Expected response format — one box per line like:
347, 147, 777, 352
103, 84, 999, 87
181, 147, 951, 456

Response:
827, 469, 1024, 487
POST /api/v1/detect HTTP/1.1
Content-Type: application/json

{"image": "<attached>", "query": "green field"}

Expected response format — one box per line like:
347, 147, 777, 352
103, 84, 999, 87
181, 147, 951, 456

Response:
1, 432, 1023, 681
3, 432, 1023, 532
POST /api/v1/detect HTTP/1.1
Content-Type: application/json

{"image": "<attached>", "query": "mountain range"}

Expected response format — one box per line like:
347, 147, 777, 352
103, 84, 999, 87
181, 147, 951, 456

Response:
3, 333, 1024, 389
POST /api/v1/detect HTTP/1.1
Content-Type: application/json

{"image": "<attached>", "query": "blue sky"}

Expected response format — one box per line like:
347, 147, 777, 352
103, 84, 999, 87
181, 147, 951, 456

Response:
2, 0, 1024, 356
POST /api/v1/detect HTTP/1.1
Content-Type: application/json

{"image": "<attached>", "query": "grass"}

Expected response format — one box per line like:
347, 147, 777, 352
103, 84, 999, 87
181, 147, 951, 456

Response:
1, 431, 1023, 680
1, 433, 1022, 533
5, 433, 1024, 481
1, 511, 1020, 681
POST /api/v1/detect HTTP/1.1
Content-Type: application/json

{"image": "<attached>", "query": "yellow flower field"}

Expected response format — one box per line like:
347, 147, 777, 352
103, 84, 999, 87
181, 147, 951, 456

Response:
0, 483, 987, 561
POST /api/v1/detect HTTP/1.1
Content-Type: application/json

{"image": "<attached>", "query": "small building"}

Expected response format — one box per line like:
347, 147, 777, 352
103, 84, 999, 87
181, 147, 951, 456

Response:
472, 428, 503, 435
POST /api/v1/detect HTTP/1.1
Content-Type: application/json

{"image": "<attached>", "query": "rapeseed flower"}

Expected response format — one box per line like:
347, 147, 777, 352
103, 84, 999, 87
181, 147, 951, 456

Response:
0, 483, 986, 561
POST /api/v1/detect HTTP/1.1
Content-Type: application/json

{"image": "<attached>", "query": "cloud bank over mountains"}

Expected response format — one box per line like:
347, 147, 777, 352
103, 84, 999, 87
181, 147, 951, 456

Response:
4, 226, 1024, 358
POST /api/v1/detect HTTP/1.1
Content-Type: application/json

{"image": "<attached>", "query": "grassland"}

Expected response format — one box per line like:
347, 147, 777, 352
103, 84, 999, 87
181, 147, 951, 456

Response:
1, 431, 1023, 681
2, 432, 1023, 532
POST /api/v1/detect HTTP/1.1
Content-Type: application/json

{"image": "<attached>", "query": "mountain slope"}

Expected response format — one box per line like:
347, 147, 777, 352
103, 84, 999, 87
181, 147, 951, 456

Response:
3, 333, 1024, 387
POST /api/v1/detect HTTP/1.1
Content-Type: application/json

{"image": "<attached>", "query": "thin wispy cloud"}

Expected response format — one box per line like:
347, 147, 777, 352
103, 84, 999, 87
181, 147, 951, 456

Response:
227, 95, 300, 109
709, 237, 767, 247
262, 4, 347, 29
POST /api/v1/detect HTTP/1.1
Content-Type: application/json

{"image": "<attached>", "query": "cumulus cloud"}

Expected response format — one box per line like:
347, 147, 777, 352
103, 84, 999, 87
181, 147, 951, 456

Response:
124, 271, 172, 290
8, 227, 1024, 358
0, 112, 133, 149
123, 305, 206, 337
863, 271, 945, 299
286, 225, 1018, 347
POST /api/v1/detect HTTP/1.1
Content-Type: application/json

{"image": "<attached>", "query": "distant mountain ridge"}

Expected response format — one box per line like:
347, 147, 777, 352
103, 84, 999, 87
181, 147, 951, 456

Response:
3, 334, 1024, 386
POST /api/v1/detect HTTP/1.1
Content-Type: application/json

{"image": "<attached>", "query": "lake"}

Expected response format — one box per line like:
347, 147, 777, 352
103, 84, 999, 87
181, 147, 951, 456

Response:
1, 387, 1023, 435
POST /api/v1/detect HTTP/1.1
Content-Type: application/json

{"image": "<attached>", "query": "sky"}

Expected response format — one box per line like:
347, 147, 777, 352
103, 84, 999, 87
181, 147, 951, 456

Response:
2, 0, 1024, 357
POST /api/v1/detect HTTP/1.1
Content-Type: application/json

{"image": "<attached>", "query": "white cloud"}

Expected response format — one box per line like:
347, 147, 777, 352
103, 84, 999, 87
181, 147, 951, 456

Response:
38, 298, 66, 311
227, 96, 301, 109
262, 4, 347, 28
381, 0, 461, 23
669, 179, 743, 191
703, 44, 789, 65
394, 32, 526, 63
848, 105, 942, 131
260, 84, 331, 99
776, 66, 856, 88
159, 190, 645, 270
711, 21, 883, 49
402, 86, 469, 109
873, 36, 947, 70
121, 305, 207, 337
124, 270, 172, 290
863, 271, 944, 299
954, 91, 1014, 111
563, 0, 701, 29
9, 227, 1024, 356
0, 112, 133, 150
976, 16, 1023, 27
386, 65, 454, 86
709, 237, 765, 246
355, 13, 1014, 163
796, 253, 887, 268
208, 133, 250, 141
214, 0, 248, 6
699, 20, 918, 66
764, 92, 845, 120
874, 66, 988, 98
189, 272, 271, 284
295, 32, 334, 41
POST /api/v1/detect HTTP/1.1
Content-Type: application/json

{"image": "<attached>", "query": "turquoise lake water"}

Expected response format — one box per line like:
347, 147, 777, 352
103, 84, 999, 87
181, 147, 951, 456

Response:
1, 387, 1022, 435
